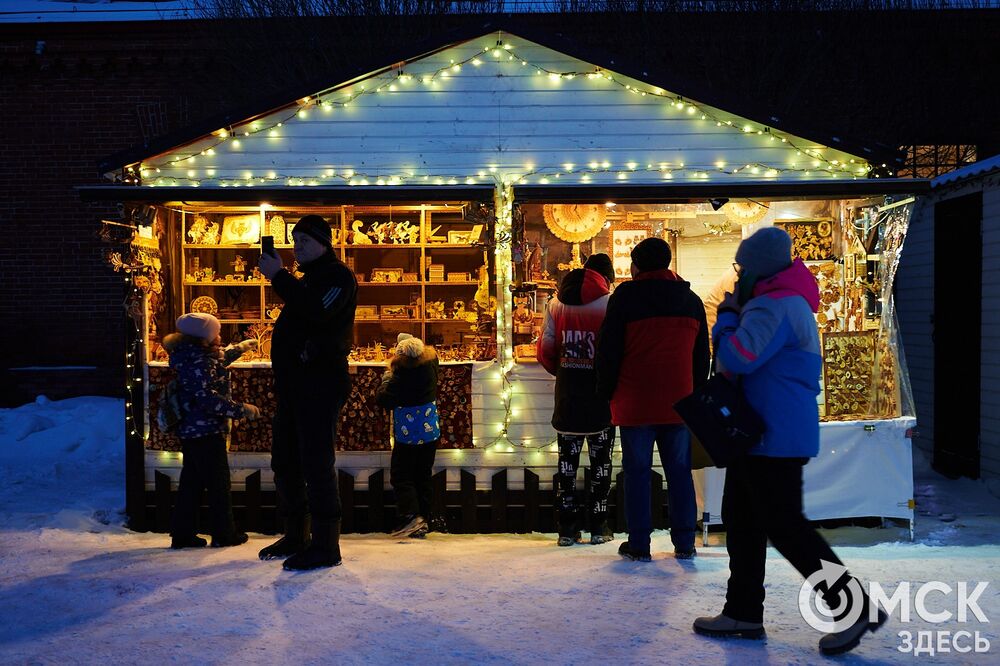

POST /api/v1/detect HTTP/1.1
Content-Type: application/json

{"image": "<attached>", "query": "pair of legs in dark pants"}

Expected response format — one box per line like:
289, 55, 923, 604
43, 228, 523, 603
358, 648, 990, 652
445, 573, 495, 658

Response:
171, 433, 237, 540
555, 426, 615, 536
271, 382, 344, 533
620, 424, 696, 553
390, 438, 439, 520
722, 455, 855, 624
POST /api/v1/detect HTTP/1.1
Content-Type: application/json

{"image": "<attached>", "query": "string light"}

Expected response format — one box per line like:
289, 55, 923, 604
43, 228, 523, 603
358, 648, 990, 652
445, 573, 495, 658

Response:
129, 34, 874, 186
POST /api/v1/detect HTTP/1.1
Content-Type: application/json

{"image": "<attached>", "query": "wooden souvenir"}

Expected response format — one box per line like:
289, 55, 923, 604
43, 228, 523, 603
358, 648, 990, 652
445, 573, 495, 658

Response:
190, 296, 218, 315
775, 219, 835, 262
356, 305, 379, 320
371, 268, 404, 283
608, 223, 650, 281
219, 214, 260, 245
822, 331, 876, 419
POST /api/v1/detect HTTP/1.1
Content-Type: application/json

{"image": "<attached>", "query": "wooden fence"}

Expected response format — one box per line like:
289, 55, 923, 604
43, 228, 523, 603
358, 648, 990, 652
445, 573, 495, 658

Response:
143, 468, 677, 535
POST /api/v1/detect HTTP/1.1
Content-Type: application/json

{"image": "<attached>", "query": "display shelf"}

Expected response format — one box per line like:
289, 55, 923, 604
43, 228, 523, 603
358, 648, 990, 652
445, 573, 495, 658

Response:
183, 280, 264, 287
425, 281, 479, 286
176, 203, 494, 354
356, 282, 422, 287
344, 244, 422, 249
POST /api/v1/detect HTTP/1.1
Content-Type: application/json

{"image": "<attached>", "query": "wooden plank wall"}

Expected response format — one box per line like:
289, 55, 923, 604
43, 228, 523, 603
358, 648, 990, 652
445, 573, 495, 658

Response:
897, 197, 936, 461
981, 185, 1000, 477
145, 35, 863, 186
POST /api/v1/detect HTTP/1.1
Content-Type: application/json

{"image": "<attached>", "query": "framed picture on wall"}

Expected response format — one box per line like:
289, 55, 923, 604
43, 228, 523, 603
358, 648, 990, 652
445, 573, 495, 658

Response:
608, 224, 650, 281
220, 214, 260, 245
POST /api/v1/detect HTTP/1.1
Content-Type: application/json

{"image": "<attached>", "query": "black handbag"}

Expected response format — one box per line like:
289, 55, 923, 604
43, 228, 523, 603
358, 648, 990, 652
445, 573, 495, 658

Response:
674, 370, 764, 468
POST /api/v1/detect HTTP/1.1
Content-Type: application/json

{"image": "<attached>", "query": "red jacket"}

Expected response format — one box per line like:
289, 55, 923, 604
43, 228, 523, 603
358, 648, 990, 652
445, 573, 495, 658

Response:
595, 269, 710, 426
537, 268, 612, 434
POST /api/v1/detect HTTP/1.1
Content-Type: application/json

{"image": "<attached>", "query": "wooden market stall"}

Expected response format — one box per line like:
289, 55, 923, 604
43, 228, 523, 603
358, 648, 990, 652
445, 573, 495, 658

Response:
82, 25, 928, 535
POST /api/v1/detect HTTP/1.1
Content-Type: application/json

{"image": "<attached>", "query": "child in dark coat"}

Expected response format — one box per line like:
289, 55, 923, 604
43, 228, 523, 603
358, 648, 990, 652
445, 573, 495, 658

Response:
376, 333, 440, 538
164, 313, 260, 549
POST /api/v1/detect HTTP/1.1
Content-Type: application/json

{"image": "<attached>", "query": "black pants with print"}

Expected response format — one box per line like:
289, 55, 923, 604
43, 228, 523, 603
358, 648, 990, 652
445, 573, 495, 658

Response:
390, 438, 439, 520
722, 455, 855, 624
171, 433, 237, 539
556, 426, 615, 536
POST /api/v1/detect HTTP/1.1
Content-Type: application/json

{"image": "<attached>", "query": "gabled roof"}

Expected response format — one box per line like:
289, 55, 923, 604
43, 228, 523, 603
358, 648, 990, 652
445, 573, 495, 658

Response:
932, 154, 1000, 188
100, 22, 896, 186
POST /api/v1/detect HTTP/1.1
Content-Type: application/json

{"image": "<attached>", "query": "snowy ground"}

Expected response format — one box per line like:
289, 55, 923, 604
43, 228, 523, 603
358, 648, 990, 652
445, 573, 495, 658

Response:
1, 397, 998, 664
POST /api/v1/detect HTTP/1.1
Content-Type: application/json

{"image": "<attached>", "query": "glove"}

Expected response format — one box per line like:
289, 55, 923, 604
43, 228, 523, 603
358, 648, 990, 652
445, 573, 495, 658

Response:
241, 403, 261, 420
235, 339, 258, 353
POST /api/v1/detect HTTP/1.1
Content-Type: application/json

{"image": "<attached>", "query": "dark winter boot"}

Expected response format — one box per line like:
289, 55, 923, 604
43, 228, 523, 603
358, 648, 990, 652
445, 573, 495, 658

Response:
283, 519, 342, 571
259, 514, 311, 561
211, 531, 249, 548
589, 521, 615, 545
170, 535, 207, 549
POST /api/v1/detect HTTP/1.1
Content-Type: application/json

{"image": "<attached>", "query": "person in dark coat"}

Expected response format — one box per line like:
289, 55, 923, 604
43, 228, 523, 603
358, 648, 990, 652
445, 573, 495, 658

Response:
377, 333, 440, 539
596, 237, 710, 562
258, 215, 357, 570
537, 253, 616, 546
693, 227, 886, 655
164, 312, 259, 549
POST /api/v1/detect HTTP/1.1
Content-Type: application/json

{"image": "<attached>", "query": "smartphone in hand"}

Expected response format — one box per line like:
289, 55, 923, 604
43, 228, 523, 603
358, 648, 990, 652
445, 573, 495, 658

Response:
261, 235, 275, 257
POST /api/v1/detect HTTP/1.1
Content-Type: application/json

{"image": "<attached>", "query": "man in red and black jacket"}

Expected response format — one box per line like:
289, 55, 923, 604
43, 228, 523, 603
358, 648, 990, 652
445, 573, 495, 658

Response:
596, 237, 710, 562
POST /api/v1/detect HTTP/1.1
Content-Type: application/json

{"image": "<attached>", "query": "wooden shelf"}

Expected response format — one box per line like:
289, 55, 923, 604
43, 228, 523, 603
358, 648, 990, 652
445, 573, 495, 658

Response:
357, 282, 422, 287
218, 319, 264, 324
183, 244, 259, 249
343, 243, 422, 249
425, 281, 480, 286
184, 281, 264, 286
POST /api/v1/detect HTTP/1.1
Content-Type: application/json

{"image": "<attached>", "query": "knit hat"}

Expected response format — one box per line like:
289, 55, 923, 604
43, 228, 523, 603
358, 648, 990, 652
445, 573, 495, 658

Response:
735, 227, 793, 278
630, 237, 672, 273
396, 333, 425, 358
583, 253, 615, 284
176, 312, 221, 341
292, 215, 332, 248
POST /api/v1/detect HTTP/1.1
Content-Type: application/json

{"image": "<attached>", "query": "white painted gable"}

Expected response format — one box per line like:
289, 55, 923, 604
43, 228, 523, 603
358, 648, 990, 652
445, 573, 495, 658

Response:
134, 31, 871, 188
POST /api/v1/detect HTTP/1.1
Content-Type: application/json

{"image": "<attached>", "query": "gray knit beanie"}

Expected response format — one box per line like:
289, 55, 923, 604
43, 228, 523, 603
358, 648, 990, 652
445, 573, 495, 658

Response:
735, 227, 793, 278
396, 333, 424, 358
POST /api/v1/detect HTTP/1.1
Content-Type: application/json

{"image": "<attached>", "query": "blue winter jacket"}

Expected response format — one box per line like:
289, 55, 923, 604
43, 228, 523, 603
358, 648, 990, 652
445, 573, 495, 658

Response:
712, 259, 821, 458
164, 333, 247, 440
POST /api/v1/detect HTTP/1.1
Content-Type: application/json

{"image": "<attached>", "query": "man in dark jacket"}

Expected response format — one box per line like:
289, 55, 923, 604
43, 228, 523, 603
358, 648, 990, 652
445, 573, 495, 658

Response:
537, 253, 616, 546
258, 215, 357, 570
596, 237, 709, 561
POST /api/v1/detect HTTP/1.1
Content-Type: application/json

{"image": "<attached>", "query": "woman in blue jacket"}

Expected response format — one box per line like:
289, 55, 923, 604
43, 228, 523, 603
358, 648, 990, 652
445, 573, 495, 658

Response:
693, 227, 885, 656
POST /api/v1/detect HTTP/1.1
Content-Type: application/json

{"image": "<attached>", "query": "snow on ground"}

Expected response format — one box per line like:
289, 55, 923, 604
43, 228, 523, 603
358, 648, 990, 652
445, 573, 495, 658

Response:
1, 396, 999, 664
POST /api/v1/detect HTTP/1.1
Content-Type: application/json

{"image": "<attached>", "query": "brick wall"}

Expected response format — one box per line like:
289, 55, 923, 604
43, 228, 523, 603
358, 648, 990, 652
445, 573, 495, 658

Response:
0, 21, 234, 405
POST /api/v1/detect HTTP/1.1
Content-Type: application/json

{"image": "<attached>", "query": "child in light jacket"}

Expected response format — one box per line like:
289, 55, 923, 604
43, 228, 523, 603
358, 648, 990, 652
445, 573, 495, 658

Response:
376, 333, 440, 538
164, 312, 259, 549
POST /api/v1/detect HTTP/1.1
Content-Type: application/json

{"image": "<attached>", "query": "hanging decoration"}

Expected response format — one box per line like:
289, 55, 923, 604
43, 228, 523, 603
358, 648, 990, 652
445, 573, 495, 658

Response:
723, 200, 770, 227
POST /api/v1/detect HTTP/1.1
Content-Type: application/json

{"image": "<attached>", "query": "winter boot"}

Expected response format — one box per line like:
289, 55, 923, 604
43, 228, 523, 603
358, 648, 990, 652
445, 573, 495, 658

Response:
617, 541, 652, 562
674, 547, 697, 560
391, 515, 427, 538
259, 514, 311, 560
557, 531, 581, 547
818, 606, 888, 656
211, 531, 249, 548
589, 522, 615, 545
283, 519, 342, 571
693, 614, 766, 640
170, 535, 207, 549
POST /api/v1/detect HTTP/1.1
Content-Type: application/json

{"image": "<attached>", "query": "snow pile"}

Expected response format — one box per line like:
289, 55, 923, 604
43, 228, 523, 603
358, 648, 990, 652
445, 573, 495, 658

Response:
0, 395, 126, 532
